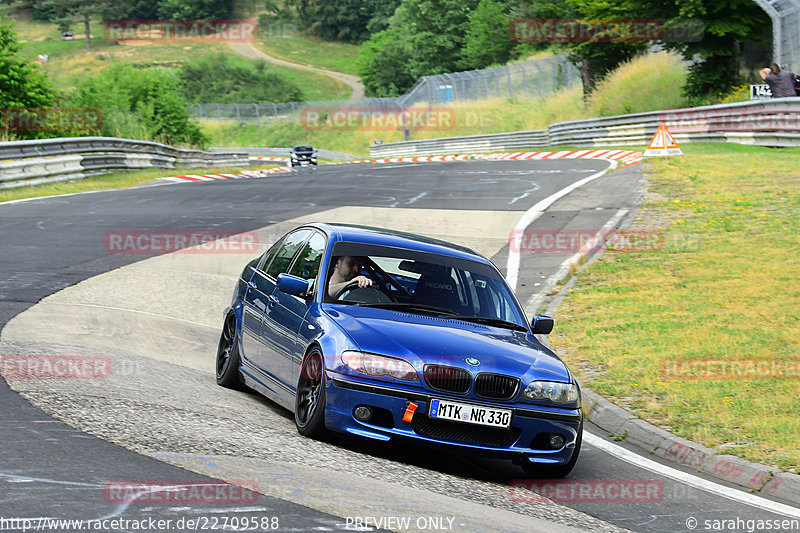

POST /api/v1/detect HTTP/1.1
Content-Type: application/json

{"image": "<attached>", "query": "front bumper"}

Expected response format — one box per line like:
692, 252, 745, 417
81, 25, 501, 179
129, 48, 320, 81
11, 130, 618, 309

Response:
325, 373, 582, 465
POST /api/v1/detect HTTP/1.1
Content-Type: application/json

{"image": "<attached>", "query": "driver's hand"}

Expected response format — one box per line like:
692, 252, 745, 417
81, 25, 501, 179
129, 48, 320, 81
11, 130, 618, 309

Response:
353, 275, 373, 288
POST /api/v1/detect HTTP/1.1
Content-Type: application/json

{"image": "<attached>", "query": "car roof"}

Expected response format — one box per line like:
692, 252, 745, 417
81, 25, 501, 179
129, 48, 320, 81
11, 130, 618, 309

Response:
310, 222, 488, 263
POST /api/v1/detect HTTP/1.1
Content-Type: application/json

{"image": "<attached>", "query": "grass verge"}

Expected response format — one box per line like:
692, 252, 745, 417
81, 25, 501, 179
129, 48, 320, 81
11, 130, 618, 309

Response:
0, 164, 276, 204
549, 143, 800, 472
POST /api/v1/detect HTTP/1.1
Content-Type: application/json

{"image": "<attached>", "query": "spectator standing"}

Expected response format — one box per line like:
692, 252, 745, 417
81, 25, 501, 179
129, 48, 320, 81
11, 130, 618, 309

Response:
761, 63, 797, 98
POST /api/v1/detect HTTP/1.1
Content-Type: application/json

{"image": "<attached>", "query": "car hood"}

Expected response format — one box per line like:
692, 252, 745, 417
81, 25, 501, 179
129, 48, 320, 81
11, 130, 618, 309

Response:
324, 305, 570, 382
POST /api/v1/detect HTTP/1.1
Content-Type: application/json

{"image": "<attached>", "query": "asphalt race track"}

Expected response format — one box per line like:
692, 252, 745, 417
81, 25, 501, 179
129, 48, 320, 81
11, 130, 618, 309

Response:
1, 160, 798, 532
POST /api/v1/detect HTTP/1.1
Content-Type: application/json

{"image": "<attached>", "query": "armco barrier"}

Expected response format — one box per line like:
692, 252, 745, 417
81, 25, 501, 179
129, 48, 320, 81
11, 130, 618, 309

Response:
0, 137, 249, 189
370, 97, 800, 157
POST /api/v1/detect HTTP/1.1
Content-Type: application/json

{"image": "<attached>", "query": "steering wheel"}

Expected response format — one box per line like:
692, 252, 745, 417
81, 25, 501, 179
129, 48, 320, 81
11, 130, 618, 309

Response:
334, 280, 393, 303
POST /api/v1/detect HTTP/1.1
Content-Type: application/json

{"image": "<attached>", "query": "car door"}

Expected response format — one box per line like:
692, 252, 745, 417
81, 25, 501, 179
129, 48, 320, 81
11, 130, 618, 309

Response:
240, 242, 281, 368
264, 230, 326, 395
247, 229, 311, 395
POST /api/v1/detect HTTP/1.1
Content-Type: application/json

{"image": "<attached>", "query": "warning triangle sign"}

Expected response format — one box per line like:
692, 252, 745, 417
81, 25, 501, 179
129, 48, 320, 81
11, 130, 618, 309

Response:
644, 124, 683, 157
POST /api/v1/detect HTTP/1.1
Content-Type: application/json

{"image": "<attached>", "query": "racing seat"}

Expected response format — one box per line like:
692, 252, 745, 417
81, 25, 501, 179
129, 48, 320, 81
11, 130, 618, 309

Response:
411, 267, 462, 312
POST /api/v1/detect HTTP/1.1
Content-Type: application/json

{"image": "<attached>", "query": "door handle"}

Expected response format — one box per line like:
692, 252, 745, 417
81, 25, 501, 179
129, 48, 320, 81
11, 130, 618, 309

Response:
247, 281, 257, 290
267, 294, 279, 306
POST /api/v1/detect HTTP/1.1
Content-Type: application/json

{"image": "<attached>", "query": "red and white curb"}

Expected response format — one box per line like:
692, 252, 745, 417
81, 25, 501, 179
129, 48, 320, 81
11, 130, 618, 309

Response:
158, 150, 642, 183
158, 167, 291, 183
328, 154, 477, 164
477, 149, 642, 166
248, 156, 290, 162
329, 149, 642, 166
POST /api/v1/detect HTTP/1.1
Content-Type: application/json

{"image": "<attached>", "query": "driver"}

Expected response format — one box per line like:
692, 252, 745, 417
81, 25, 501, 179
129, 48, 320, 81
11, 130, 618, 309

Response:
328, 256, 373, 298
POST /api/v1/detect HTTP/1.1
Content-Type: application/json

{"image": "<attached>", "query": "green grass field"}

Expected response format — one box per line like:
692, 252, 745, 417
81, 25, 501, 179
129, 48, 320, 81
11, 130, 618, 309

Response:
1, 5, 354, 101
551, 143, 800, 472
254, 27, 362, 76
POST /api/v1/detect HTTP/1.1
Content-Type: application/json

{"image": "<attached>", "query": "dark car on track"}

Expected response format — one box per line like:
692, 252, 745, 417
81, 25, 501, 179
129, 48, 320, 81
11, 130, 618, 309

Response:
215, 223, 583, 477
289, 145, 318, 167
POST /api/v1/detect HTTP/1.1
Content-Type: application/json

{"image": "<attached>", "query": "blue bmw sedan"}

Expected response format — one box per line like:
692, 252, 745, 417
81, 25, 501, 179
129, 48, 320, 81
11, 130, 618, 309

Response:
215, 223, 582, 477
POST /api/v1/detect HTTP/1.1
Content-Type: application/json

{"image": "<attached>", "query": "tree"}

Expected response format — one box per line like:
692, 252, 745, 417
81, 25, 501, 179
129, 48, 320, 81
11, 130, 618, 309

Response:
516, 0, 646, 96
33, 0, 124, 52
461, 0, 514, 69
156, 0, 235, 20
398, 0, 480, 78
0, 17, 54, 137
306, 0, 401, 43
357, 26, 415, 96
642, 0, 770, 99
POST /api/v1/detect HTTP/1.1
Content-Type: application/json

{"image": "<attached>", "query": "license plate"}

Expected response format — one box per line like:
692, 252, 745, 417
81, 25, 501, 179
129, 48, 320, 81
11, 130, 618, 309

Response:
429, 399, 511, 428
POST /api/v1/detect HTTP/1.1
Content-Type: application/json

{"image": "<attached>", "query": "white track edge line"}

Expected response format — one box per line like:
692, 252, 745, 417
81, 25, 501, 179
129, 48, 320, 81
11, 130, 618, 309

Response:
584, 433, 800, 518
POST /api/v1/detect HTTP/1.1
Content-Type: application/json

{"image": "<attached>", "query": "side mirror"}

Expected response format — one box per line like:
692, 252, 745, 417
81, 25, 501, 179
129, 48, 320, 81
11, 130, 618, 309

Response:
276, 273, 309, 296
531, 315, 554, 335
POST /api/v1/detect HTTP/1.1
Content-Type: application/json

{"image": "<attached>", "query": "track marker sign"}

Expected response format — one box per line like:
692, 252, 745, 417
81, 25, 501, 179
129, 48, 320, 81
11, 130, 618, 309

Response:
644, 124, 683, 157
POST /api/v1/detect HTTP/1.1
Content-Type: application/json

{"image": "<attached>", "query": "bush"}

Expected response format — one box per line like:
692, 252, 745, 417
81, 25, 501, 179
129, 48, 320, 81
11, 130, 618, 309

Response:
69, 64, 207, 147
178, 54, 304, 104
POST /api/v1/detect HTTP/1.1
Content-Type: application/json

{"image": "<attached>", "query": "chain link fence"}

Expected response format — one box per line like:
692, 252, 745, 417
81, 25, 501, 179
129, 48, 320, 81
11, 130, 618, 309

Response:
186, 55, 579, 123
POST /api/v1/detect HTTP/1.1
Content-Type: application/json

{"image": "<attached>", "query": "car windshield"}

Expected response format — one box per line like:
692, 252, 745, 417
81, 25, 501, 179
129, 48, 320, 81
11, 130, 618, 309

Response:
294, 145, 313, 152
325, 242, 528, 330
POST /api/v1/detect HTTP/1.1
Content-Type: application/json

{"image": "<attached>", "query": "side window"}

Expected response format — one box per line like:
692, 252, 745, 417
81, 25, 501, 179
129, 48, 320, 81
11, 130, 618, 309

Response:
258, 237, 284, 273
288, 232, 326, 281
267, 229, 312, 278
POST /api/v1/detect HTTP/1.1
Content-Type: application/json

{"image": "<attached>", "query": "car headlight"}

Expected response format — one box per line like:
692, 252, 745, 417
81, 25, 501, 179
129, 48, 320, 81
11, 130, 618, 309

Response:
341, 351, 419, 382
522, 381, 579, 404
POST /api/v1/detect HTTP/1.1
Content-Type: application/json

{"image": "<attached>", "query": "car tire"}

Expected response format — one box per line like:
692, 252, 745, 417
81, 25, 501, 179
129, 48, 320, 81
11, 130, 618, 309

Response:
215, 313, 245, 390
295, 348, 327, 438
521, 422, 582, 478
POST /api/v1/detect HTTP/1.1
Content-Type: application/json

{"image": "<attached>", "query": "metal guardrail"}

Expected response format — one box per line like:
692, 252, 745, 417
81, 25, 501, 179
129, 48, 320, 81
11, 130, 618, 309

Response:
370, 98, 800, 157
209, 146, 359, 161
0, 137, 249, 189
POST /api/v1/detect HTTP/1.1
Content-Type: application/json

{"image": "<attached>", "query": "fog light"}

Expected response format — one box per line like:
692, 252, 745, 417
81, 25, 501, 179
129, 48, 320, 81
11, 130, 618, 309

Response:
353, 406, 373, 421
549, 434, 565, 449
